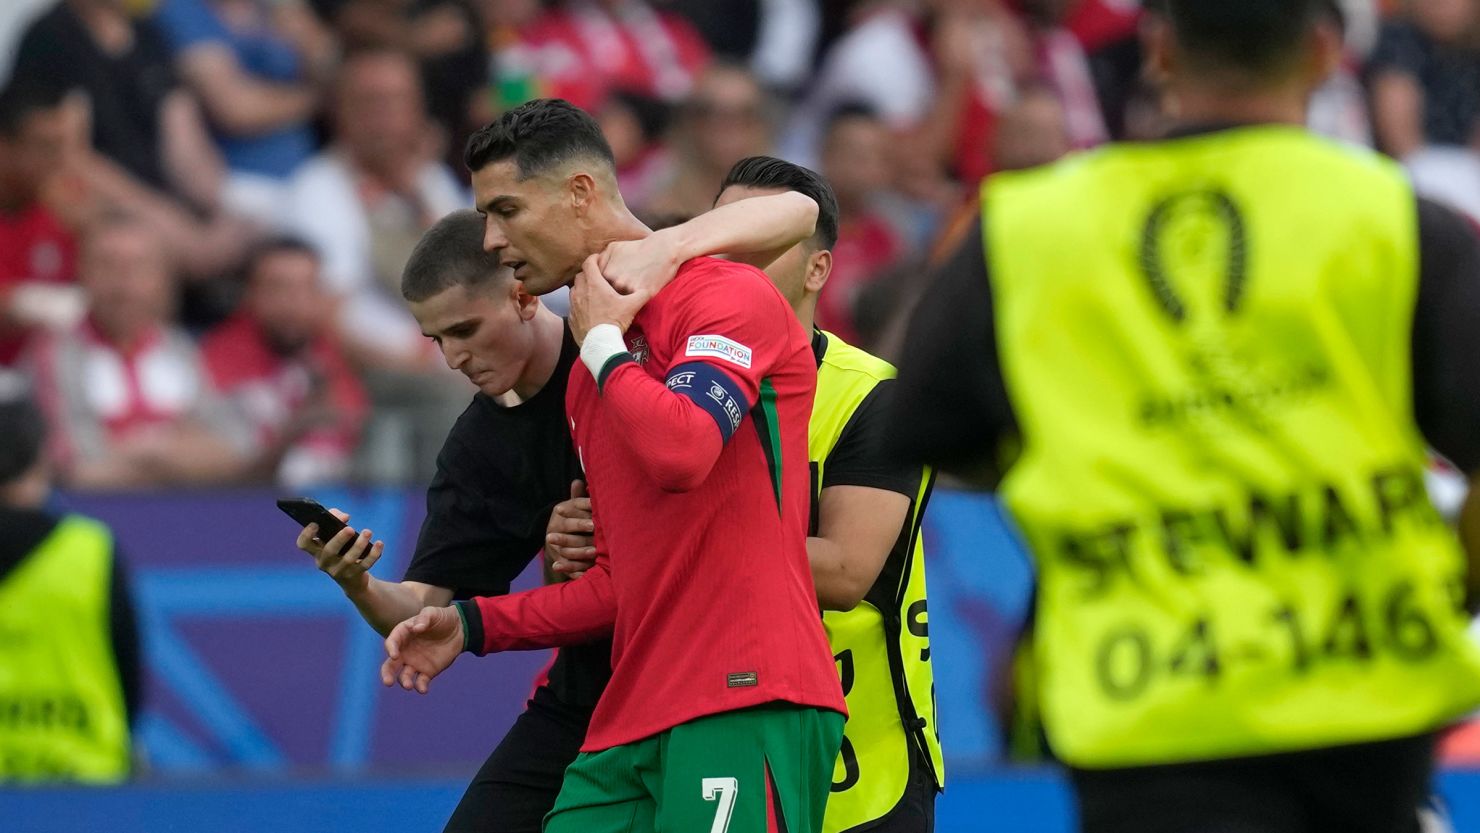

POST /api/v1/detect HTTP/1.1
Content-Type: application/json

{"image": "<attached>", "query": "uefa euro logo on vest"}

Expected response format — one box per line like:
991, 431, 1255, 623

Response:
984, 125, 1480, 768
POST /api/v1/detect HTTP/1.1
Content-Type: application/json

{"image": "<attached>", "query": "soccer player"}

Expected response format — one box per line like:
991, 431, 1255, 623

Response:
887, 2, 1480, 832
294, 194, 821, 832
551, 158, 944, 832
386, 99, 846, 833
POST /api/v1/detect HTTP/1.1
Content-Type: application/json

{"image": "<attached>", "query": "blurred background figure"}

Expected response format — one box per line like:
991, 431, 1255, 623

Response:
314, 0, 483, 170
813, 102, 907, 344
284, 47, 462, 371
0, 373, 140, 783
0, 83, 85, 368
150, 0, 336, 222
25, 214, 254, 490
283, 48, 468, 480
665, 0, 820, 94
991, 82, 1071, 171
200, 238, 368, 488
594, 89, 674, 219
1368, 0, 1480, 160
1369, 0, 1480, 221
513, 0, 709, 108
7, 0, 256, 280
643, 62, 772, 219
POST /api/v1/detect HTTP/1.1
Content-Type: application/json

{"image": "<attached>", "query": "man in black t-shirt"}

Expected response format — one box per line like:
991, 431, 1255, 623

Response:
296, 209, 599, 831
296, 195, 821, 832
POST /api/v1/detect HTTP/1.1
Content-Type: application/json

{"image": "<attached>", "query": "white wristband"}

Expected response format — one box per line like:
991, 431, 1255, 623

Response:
580, 323, 629, 381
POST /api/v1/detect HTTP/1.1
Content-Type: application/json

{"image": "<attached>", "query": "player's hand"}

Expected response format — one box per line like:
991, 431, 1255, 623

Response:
595, 232, 679, 301
547, 480, 596, 579
569, 254, 646, 344
381, 605, 464, 695
295, 508, 385, 594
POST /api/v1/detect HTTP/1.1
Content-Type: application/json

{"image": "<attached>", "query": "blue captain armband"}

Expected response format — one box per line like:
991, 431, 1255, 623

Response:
666, 361, 750, 443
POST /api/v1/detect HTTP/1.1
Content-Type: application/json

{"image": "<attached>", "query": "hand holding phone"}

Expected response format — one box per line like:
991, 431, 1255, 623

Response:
281, 498, 383, 587
277, 497, 351, 542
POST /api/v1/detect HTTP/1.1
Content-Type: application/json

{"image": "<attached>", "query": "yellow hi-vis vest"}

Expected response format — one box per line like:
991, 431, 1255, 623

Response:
810, 331, 942, 832
987, 125, 1480, 768
0, 515, 130, 782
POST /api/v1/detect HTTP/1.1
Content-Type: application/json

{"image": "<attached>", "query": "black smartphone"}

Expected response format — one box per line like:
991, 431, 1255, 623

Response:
276, 497, 352, 543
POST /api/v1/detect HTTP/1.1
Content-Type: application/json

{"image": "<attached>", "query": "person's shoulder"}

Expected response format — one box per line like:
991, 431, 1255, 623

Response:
197, 314, 251, 360
416, 161, 469, 212
672, 256, 776, 294
199, 316, 271, 382
293, 152, 353, 186
658, 257, 787, 319
158, 325, 208, 363
284, 153, 357, 214
19, 2, 75, 42
148, 0, 223, 46
819, 331, 896, 383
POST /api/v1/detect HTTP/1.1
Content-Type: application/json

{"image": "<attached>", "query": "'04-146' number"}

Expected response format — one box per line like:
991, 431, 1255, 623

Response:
1094, 580, 1443, 700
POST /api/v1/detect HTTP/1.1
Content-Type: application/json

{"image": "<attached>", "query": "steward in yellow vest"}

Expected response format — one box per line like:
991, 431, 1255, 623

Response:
0, 384, 136, 783
718, 158, 942, 833
886, 2, 1480, 832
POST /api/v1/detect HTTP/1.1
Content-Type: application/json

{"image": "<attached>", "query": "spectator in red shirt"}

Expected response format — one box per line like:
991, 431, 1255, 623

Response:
26, 214, 254, 489
201, 238, 368, 487
0, 83, 85, 367
516, 0, 710, 110
816, 104, 908, 345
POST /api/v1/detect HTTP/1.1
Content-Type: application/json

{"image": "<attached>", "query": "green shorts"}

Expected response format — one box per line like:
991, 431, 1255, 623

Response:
545, 704, 845, 833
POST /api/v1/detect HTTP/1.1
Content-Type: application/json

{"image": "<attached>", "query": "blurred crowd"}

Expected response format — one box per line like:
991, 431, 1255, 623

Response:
0, 0, 1476, 490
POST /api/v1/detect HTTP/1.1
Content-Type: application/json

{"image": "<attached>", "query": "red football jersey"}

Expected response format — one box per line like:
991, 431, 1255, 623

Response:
0, 203, 76, 364
468, 257, 844, 751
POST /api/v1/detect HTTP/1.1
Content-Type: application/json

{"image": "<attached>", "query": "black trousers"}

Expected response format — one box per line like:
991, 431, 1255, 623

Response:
442, 685, 593, 833
868, 743, 938, 833
1072, 734, 1436, 833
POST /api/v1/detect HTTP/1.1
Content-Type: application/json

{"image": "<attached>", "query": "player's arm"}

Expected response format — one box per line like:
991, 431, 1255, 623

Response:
810, 380, 924, 611
571, 263, 776, 492
380, 561, 618, 694
884, 213, 1017, 487
597, 191, 820, 297
1411, 199, 1480, 607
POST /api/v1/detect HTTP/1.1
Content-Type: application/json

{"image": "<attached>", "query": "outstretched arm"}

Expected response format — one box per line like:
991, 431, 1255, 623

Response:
597, 191, 819, 298
381, 561, 616, 694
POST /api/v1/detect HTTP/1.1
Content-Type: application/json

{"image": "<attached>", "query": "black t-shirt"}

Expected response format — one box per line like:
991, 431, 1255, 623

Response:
886, 193, 1480, 482
1368, 21, 1480, 148
812, 331, 921, 498
12, 4, 179, 193
403, 326, 611, 708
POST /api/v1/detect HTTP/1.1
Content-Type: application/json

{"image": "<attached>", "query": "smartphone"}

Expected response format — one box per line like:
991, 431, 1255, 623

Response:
277, 497, 352, 543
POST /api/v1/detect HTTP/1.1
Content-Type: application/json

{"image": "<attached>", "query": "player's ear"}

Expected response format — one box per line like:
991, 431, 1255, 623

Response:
568, 172, 597, 217
804, 249, 832, 296
512, 281, 540, 321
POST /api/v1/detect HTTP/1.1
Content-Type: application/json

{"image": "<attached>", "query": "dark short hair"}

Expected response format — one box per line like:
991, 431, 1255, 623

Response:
0, 375, 45, 486
464, 99, 615, 178
1163, 0, 1326, 79
401, 210, 508, 302
719, 156, 840, 250
0, 81, 68, 139
243, 236, 318, 282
